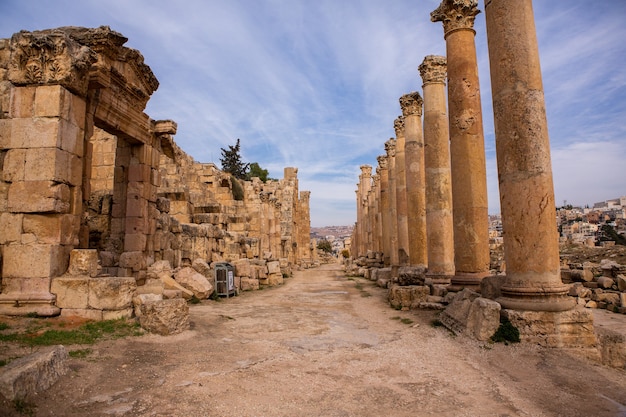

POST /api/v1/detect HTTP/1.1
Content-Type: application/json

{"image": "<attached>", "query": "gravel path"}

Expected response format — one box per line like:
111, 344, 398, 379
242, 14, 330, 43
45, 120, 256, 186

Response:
3, 263, 626, 416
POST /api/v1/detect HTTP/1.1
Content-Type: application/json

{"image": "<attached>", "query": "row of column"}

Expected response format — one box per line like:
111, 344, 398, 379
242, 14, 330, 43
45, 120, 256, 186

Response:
354, 0, 573, 312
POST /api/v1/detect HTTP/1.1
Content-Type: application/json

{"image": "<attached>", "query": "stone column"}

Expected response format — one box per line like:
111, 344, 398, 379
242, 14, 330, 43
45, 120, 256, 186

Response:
358, 165, 372, 257
432, 0, 490, 287
377, 155, 392, 266
385, 139, 400, 267
400, 92, 427, 267
372, 172, 382, 254
393, 117, 410, 265
419, 55, 455, 283
484, 0, 573, 311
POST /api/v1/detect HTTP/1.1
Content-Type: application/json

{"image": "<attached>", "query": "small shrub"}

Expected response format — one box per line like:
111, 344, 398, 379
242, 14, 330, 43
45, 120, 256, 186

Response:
491, 318, 520, 344
0, 322, 9, 331
13, 398, 36, 416
189, 295, 201, 304
431, 319, 443, 328
400, 318, 414, 325
0, 359, 8, 367
68, 348, 92, 358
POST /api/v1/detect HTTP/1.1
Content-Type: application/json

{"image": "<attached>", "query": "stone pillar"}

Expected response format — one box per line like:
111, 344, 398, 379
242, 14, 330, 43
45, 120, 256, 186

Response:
432, 0, 490, 287
377, 155, 392, 266
298, 191, 311, 265
385, 139, 399, 267
393, 117, 410, 265
371, 172, 382, 254
358, 165, 372, 257
484, 0, 573, 311
419, 55, 455, 283
400, 92, 428, 267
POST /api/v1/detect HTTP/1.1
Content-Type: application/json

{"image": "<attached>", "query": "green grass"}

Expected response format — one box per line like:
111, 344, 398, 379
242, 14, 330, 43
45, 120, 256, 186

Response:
431, 319, 444, 328
0, 319, 143, 347
491, 319, 520, 344
68, 348, 93, 358
391, 316, 414, 325
0, 359, 8, 367
0, 322, 9, 331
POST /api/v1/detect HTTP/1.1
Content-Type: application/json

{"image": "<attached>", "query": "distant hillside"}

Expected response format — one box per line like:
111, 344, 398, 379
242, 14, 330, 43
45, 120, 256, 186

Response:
311, 225, 353, 239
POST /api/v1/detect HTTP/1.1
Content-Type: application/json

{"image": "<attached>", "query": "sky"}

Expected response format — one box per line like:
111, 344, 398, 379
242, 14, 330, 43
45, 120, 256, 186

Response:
1, 0, 625, 227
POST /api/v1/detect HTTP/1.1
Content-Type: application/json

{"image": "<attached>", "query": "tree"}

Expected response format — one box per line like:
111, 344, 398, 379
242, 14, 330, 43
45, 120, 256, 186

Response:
317, 239, 333, 253
247, 162, 270, 182
220, 139, 249, 180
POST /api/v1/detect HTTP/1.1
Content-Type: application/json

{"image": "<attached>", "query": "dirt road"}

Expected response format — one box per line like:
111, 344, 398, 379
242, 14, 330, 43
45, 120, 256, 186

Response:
3, 263, 626, 416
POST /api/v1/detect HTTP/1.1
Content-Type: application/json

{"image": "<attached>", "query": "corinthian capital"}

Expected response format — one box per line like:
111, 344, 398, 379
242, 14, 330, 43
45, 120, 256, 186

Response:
377, 155, 388, 170
393, 116, 404, 137
385, 138, 396, 158
399, 92, 423, 117
431, 0, 480, 35
360, 165, 372, 177
419, 55, 447, 85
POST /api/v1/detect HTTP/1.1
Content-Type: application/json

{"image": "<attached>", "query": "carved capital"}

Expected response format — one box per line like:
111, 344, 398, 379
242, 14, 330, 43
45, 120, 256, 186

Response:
385, 138, 396, 158
419, 55, 447, 85
393, 116, 404, 137
8, 29, 97, 96
431, 0, 480, 35
399, 92, 423, 117
360, 165, 372, 177
377, 155, 388, 170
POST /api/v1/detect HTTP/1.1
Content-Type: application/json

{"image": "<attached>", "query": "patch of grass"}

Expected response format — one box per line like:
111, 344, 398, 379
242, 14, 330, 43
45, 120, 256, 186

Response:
360, 291, 372, 297
25, 312, 39, 318
400, 318, 414, 325
0, 359, 8, 367
491, 318, 520, 344
0, 322, 9, 331
13, 398, 36, 416
189, 295, 202, 304
355, 282, 364, 290
0, 319, 142, 347
68, 348, 93, 358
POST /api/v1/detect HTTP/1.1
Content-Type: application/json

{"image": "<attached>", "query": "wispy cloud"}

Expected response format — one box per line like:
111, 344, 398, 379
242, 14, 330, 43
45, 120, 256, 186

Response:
1, 0, 624, 226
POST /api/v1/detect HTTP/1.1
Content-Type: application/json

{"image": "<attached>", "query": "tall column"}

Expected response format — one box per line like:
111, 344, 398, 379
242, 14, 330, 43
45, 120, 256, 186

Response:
419, 55, 455, 283
358, 165, 372, 256
385, 139, 399, 267
484, 0, 573, 311
432, 0, 490, 287
377, 155, 392, 266
394, 116, 410, 265
370, 173, 381, 253
400, 92, 428, 266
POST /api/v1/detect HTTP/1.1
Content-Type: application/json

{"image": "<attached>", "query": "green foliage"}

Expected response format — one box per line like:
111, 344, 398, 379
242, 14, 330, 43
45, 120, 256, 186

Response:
68, 348, 93, 358
0, 322, 9, 331
491, 318, 520, 344
12, 398, 36, 416
340, 249, 350, 258
431, 319, 444, 328
0, 359, 8, 367
0, 319, 142, 346
247, 162, 272, 182
317, 239, 333, 253
599, 224, 626, 245
220, 139, 250, 180
189, 295, 201, 304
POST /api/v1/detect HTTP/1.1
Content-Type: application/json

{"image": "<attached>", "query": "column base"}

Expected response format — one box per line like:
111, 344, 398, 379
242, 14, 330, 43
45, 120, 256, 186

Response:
0, 292, 61, 317
497, 284, 575, 312
502, 307, 598, 351
449, 272, 490, 292
425, 273, 453, 286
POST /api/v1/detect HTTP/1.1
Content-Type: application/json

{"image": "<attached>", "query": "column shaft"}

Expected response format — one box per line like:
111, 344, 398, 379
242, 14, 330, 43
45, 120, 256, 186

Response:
377, 155, 392, 266
485, 0, 573, 311
420, 56, 455, 281
385, 139, 400, 266
394, 118, 410, 265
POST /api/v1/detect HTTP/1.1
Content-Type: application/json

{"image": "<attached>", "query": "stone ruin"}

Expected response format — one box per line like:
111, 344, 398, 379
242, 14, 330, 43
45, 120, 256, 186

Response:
0, 26, 316, 329
348, 0, 625, 367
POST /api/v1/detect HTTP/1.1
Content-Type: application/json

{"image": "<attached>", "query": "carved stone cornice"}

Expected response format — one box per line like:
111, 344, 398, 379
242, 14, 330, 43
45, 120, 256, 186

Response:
8, 29, 97, 96
431, 0, 480, 36
419, 55, 447, 85
377, 155, 388, 170
385, 138, 396, 158
399, 92, 423, 117
393, 116, 404, 137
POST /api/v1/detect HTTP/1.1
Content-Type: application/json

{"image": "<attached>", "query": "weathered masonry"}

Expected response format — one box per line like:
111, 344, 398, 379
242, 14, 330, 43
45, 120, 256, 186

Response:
0, 26, 313, 317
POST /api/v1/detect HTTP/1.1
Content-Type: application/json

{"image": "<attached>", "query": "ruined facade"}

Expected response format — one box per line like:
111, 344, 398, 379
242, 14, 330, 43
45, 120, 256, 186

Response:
0, 26, 312, 317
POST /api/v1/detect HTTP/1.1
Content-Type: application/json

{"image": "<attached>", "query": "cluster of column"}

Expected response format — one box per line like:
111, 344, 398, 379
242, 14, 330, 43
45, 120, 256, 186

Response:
353, 0, 574, 313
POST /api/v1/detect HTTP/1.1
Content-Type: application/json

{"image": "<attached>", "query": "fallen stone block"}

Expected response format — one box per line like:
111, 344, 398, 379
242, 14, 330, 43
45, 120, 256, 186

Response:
174, 267, 213, 299
88, 277, 136, 310
596, 327, 626, 369
240, 277, 259, 291
139, 298, 189, 335
0, 346, 68, 401
388, 285, 429, 310
66, 249, 100, 277
439, 288, 481, 335
397, 265, 426, 286
467, 297, 501, 341
192, 258, 212, 280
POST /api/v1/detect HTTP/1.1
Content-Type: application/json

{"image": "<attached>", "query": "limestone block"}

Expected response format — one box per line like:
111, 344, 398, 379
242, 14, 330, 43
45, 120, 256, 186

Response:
124, 233, 147, 252
240, 278, 259, 291
267, 272, 284, 286
597, 276, 615, 289
7, 180, 70, 213
430, 284, 449, 298
50, 276, 89, 309
133, 293, 163, 316
3, 243, 67, 278
439, 289, 482, 335
397, 265, 427, 286
22, 148, 80, 185
88, 277, 136, 310
22, 214, 76, 245
376, 277, 390, 289
135, 278, 165, 295
9, 118, 59, 148
233, 259, 251, 278
600, 259, 621, 277
569, 269, 594, 283
467, 298, 501, 341
480, 275, 503, 300
267, 260, 281, 275
174, 267, 214, 299
0, 345, 68, 401
119, 251, 146, 272
616, 275, 626, 292
595, 327, 626, 369
192, 258, 212, 280
59, 308, 103, 320
2, 148, 26, 182
595, 292, 620, 307
0, 212, 22, 244
139, 298, 189, 335
388, 285, 430, 310
66, 249, 99, 277
568, 283, 592, 299
163, 289, 182, 299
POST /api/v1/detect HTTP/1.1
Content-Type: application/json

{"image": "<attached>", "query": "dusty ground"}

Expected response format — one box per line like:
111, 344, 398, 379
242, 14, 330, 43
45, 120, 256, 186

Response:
2, 263, 626, 417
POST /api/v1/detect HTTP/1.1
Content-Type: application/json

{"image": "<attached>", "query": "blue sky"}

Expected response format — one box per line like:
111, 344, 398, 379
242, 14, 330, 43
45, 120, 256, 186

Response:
2, 0, 625, 227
